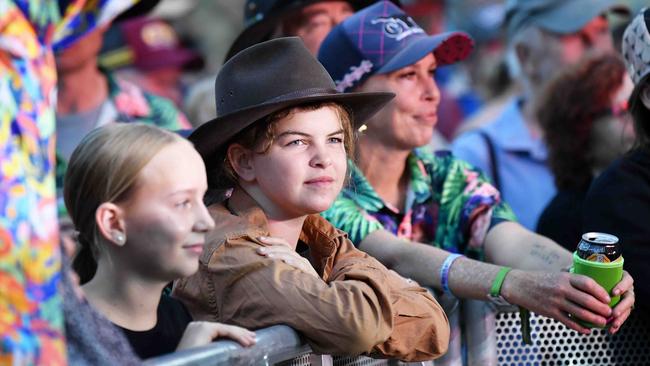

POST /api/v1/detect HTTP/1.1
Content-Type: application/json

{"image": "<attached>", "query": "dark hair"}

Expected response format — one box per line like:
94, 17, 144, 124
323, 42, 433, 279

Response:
64, 123, 183, 284
206, 101, 354, 190
537, 53, 626, 190
629, 75, 650, 150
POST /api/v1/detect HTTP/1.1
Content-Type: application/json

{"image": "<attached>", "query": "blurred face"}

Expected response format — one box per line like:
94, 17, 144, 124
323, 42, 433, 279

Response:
245, 107, 348, 219
282, 1, 354, 55
118, 140, 214, 281
55, 26, 107, 72
554, 15, 613, 65
522, 16, 614, 92
356, 53, 440, 150
590, 74, 635, 169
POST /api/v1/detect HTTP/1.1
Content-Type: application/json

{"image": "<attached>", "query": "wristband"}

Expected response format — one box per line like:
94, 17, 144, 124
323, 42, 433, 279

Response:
487, 267, 532, 345
440, 254, 464, 295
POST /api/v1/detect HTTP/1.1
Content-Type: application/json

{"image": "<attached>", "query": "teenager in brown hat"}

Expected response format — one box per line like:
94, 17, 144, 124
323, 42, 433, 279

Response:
173, 37, 450, 361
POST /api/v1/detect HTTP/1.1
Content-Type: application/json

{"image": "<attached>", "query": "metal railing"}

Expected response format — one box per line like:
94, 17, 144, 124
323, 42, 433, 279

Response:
145, 300, 650, 366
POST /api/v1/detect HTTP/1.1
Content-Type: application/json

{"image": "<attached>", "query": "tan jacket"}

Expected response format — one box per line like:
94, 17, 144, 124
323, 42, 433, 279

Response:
173, 192, 449, 361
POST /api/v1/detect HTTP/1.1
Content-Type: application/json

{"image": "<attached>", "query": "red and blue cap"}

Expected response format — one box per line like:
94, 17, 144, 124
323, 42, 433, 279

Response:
318, 0, 474, 92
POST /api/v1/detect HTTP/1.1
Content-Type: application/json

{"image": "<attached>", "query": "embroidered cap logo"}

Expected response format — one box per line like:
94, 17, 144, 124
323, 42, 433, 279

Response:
371, 15, 424, 41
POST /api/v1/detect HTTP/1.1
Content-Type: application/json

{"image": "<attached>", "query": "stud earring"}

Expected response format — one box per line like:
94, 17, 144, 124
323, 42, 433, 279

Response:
113, 232, 125, 245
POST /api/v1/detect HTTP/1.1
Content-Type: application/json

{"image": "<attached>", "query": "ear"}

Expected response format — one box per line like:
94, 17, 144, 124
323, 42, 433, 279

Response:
95, 202, 127, 247
640, 83, 650, 110
227, 144, 257, 182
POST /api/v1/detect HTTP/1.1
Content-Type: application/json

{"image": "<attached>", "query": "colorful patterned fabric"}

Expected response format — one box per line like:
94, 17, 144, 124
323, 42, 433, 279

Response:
0, 1, 137, 364
55, 69, 190, 214
323, 149, 516, 259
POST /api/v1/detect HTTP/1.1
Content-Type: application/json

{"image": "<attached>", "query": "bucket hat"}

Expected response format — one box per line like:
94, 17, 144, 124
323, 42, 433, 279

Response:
318, 0, 474, 92
225, 0, 401, 61
189, 37, 394, 164
622, 7, 650, 85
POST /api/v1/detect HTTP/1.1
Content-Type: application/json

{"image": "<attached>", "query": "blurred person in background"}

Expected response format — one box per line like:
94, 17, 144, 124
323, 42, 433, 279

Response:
55, 1, 191, 229
452, 0, 629, 230
99, 16, 205, 108
536, 54, 634, 250
583, 8, 650, 314
224, 0, 400, 59
435, 0, 512, 140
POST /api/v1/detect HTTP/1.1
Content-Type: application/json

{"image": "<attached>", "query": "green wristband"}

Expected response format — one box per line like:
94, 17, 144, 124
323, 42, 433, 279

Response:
490, 267, 512, 297
489, 267, 532, 345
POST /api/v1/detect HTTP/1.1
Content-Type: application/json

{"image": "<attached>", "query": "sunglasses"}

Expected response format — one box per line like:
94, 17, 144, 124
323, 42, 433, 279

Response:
598, 100, 630, 121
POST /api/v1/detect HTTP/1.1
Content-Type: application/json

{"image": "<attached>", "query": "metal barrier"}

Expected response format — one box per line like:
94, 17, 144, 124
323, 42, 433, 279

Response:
145, 325, 433, 366
145, 301, 650, 365
144, 325, 309, 366
494, 307, 650, 366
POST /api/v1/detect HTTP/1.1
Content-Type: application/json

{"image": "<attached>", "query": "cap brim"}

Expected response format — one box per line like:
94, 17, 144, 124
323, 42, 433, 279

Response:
534, 0, 629, 35
189, 91, 394, 165
376, 31, 474, 74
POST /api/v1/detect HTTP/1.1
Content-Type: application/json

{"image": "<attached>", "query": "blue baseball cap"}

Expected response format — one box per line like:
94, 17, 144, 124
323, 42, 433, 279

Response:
318, 0, 474, 92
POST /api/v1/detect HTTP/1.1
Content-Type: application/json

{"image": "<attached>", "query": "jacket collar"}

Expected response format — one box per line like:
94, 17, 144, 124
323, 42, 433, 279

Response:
205, 188, 346, 276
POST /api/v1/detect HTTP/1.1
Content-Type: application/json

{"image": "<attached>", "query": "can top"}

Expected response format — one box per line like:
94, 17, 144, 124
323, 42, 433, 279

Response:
582, 232, 619, 245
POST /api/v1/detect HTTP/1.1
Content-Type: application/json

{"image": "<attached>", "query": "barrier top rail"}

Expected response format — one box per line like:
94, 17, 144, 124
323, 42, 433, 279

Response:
144, 325, 310, 366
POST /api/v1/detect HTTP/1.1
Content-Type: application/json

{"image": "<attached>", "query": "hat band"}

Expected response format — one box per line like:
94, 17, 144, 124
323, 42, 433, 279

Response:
218, 87, 339, 117
265, 87, 339, 103
335, 60, 374, 92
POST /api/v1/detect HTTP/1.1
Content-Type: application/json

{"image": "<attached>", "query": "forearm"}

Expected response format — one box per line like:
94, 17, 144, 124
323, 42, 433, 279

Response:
484, 221, 572, 271
359, 230, 508, 301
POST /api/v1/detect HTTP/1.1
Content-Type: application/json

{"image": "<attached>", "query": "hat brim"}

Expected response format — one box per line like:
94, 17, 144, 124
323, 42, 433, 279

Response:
376, 31, 474, 74
225, 0, 401, 61
114, 0, 162, 22
137, 48, 204, 71
189, 90, 394, 165
515, 0, 629, 36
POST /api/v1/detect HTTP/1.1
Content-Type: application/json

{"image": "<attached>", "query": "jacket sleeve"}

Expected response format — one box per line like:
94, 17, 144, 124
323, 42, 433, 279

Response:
173, 237, 394, 356
330, 238, 450, 361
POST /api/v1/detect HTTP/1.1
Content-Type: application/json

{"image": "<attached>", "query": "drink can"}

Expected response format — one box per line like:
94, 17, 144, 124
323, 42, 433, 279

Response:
577, 232, 621, 263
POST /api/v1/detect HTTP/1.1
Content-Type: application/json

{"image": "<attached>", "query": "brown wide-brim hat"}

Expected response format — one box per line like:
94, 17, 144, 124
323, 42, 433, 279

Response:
189, 37, 394, 166
225, 0, 401, 61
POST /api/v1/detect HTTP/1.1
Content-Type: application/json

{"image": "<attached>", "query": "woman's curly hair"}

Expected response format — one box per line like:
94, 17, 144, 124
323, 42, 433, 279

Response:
537, 53, 626, 190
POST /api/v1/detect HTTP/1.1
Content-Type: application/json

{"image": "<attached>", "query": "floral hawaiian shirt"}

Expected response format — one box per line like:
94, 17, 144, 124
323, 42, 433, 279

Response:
0, 1, 137, 364
323, 149, 517, 259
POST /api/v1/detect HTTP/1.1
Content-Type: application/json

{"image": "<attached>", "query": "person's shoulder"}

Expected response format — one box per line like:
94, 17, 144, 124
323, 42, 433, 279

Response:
590, 150, 650, 196
451, 127, 486, 151
200, 203, 267, 265
418, 148, 481, 177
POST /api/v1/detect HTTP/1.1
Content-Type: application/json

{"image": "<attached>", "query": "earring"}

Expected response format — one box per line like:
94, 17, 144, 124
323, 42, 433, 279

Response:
113, 232, 125, 245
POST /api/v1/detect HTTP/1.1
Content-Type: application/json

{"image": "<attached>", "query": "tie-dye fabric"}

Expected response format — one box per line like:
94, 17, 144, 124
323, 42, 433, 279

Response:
323, 149, 517, 259
0, 1, 137, 364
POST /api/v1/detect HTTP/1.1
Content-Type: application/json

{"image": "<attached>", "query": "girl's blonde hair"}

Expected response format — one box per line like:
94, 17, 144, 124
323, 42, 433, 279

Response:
64, 123, 184, 284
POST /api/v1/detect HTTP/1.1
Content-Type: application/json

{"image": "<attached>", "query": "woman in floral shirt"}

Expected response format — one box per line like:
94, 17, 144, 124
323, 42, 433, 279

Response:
318, 0, 635, 337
